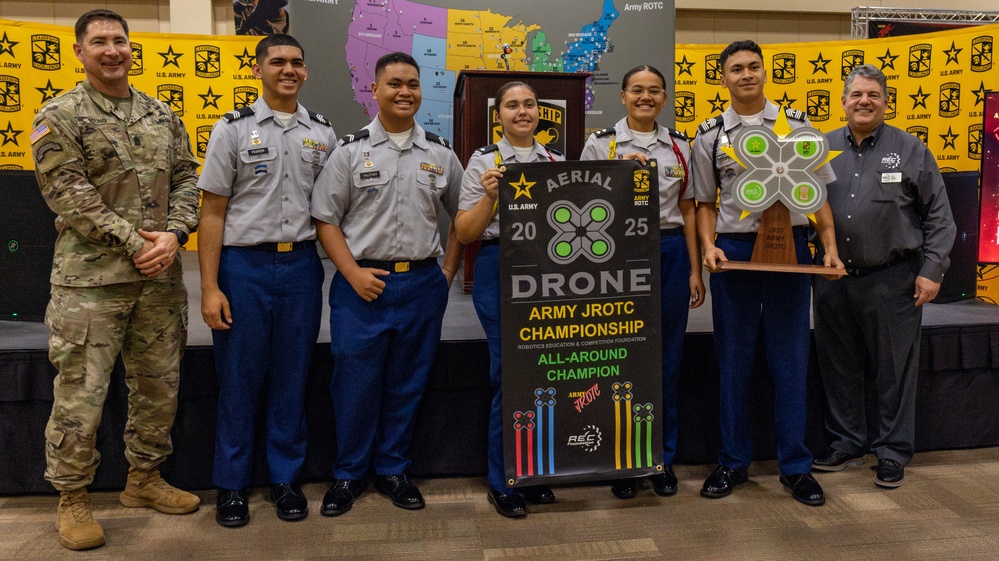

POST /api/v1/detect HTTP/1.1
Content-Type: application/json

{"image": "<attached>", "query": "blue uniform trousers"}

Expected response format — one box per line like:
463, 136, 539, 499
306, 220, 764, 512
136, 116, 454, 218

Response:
212, 244, 324, 489
659, 233, 692, 465
710, 233, 813, 476
470, 245, 510, 493
328, 264, 448, 479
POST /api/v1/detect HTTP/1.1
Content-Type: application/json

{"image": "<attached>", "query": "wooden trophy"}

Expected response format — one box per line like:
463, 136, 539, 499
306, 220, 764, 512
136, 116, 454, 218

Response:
717, 113, 846, 276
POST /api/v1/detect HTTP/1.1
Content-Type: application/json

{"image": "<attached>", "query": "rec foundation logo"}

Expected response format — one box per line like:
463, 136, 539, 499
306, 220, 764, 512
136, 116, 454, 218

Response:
908, 43, 932, 78
31, 34, 60, 70
195, 45, 221, 78
567, 424, 601, 452
772, 53, 795, 85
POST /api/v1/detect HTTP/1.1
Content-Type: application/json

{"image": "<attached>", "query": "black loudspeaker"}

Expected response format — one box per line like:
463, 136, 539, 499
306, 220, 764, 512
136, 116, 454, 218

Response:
937, 171, 980, 303
0, 170, 56, 321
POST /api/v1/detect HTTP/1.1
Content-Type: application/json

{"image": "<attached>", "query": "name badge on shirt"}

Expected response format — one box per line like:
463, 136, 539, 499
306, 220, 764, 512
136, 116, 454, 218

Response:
881, 172, 902, 183
248, 147, 269, 156
360, 171, 380, 180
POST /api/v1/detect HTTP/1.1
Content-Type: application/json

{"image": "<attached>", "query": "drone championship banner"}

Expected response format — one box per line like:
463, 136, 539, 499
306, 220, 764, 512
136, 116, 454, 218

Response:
499, 160, 662, 487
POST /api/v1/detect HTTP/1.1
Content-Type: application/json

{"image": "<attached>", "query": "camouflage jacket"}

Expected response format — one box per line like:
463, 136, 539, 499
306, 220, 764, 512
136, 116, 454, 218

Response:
30, 80, 200, 287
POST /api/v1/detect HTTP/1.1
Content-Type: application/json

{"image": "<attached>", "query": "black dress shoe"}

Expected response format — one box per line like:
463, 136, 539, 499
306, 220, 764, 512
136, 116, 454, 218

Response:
514, 484, 556, 504
321, 479, 365, 517
269, 483, 308, 521
488, 488, 527, 518
812, 447, 865, 472
650, 465, 678, 496
700, 465, 748, 499
874, 458, 904, 488
610, 479, 638, 499
375, 474, 424, 510
780, 473, 825, 506
215, 489, 249, 527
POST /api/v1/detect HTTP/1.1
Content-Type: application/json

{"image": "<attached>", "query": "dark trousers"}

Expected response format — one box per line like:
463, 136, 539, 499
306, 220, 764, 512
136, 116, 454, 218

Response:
212, 245, 323, 489
328, 264, 448, 479
659, 234, 693, 465
813, 254, 922, 466
710, 233, 813, 476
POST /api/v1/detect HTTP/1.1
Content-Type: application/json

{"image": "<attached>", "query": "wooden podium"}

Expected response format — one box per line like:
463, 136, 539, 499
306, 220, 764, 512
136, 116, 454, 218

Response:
454, 70, 591, 292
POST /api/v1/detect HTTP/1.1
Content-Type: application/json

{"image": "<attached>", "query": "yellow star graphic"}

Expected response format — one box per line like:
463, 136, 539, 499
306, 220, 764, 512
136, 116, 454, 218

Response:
510, 173, 535, 200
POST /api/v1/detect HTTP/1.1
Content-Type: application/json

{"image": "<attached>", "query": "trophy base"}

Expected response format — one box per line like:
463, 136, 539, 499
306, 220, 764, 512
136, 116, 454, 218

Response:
718, 261, 848, 276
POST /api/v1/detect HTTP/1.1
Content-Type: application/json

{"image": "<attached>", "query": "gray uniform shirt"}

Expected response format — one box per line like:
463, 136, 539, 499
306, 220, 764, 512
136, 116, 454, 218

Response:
580, 117, 692, 229
692, 101, 835, 233
826, 123, 955, 282
198, 98, 336, 245
311, 117, 463, 261
459, 137, 564, 240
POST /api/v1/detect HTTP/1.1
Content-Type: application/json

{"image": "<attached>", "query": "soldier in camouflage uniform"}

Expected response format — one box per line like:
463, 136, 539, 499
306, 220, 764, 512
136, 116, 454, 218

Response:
29, 9, 201, 551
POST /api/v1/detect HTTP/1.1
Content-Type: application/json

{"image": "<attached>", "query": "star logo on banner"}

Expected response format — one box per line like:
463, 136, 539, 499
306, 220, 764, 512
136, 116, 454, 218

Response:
234, 47, 255, 70
939, 126, 959, 150
973, 81, 987, 106
909, 86, 930, 110
708, 92, 728, 113
775, 91, 798, 110
510, 173, 535, 200
809, 52, 831, 74
1, 120, 23, 147
0, 31, 18, 57
158, 45, 182, 68
877, 48, 899, 70
944, 41, 963, 65
35, 79, 63, 103
198, 86, 222, 109
675, 54, 695, 76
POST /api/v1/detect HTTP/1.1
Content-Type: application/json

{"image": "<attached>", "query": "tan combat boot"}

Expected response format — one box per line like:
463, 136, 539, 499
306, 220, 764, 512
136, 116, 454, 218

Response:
119, 467, 201, 514
56, 488, 105, 550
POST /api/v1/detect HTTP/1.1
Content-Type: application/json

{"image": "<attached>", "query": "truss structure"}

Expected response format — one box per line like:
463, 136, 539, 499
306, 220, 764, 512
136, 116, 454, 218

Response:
852, 7, 999, 39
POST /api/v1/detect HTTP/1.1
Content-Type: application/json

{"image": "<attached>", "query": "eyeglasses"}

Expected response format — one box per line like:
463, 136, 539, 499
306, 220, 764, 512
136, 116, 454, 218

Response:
626, 87, 665, 97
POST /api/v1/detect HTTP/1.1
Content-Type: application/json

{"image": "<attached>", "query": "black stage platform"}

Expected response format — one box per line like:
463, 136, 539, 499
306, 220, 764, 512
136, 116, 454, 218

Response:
3, 253, 999, 494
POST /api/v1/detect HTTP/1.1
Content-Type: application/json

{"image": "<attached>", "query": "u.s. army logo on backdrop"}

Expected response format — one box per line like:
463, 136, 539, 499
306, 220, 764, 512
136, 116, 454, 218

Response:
841, 50, 864, 80
129, 42, 143, 76
969, 124, 983, 160
31, 34, 60, 71
675, 92, 695, 123
157, 84, 184, 116
939, 82, 960, 118
971, 36, 993, 72
195, 45, 221, 79
0, 76, 20, 112
234, 86, 258, 109
772, 53, 795, 85
704, 54, 721, 86
196, 125, 212, 159
908, 43, 932, 78
806, 90, 830, 122
907, 125, 929, 145
885, 87, 897, 120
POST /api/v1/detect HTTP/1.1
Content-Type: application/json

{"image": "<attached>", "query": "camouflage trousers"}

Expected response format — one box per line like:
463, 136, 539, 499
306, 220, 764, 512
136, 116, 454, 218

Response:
43, 278, 188, 491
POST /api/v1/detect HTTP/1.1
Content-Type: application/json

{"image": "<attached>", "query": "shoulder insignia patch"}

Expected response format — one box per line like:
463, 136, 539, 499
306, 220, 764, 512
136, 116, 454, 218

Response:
594, 128, 614, 137
339, 129, 370, 146
667, 127, 688, 140
697, 115, 723, 134
474, 143, 499, 155
308, 110, 332, 127
784, 107, 806, 122
222, 106, 255, 123
425, 131, 451, 148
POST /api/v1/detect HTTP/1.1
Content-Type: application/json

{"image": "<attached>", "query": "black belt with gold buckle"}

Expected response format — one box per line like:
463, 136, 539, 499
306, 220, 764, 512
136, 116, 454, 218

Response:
356, 257, 437, 273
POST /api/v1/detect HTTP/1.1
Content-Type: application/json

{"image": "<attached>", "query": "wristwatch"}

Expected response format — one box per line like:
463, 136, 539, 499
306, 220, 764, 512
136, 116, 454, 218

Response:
169, 229, 189, 246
